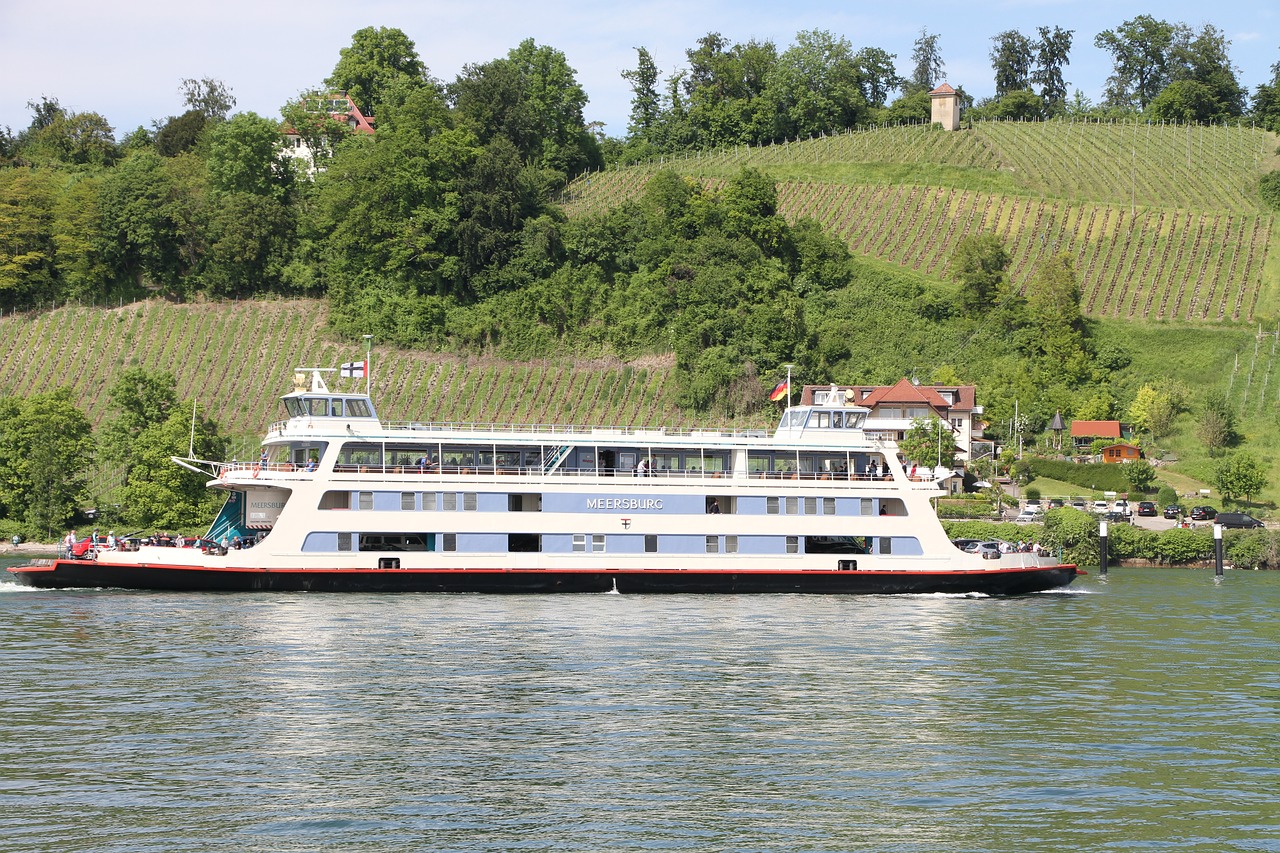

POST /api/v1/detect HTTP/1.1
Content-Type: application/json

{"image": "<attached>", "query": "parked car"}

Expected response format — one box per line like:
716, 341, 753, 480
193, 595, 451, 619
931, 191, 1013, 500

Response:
1070, 500, 1087, 511
1102, 511, 1130, 525
1216, 512, 1264, 529
1163, 504, 1183, 519
67, 536, 97, 557
1137, 501, 1157, 517
1091, 499, 1110, 513
1048, 498, 1065, 509
1190, 505, 1217, 521
1015, 507, 1043, 522
965, 541, 1003, 559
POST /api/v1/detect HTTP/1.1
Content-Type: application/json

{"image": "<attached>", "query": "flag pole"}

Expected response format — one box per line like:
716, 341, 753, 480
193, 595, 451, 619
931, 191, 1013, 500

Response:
363, 335, 373, 397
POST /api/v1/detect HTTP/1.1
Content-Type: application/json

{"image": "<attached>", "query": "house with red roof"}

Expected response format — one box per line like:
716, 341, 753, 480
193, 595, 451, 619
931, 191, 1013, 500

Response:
282, 92, 375, 170
800, 378, 987, 462
1068, 420, 1122, 450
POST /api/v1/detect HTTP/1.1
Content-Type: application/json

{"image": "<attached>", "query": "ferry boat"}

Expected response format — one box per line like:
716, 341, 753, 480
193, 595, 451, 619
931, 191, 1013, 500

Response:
8, 368, 1078, 595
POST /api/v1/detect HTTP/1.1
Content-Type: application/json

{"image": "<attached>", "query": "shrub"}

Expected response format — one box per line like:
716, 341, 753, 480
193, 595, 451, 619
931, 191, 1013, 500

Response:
1152, 527, 1214, 564
1025, 457, 1131, 493
1260, 171, 1280, 211
1157, 486, 1177, 506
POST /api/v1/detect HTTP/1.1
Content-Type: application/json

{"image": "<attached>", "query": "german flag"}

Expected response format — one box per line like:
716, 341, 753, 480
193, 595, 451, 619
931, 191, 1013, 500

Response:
769, 380, 789, 402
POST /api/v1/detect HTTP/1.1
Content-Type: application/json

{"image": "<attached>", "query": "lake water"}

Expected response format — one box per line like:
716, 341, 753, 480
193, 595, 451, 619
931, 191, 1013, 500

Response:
2, 563, 1278, 853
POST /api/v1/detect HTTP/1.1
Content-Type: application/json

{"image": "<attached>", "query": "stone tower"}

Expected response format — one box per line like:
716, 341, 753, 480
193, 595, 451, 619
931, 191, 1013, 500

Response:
929, 83, 960, 131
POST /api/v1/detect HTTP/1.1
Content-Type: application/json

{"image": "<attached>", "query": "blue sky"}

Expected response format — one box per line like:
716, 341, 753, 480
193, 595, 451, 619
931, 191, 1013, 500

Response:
3, 1, 1276, 139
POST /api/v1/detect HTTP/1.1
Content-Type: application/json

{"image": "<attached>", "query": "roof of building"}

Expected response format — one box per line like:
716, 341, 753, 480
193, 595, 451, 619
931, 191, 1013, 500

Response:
929, 83, 957, 96
1069, 420, 1122, 438
800, 379, 977, 412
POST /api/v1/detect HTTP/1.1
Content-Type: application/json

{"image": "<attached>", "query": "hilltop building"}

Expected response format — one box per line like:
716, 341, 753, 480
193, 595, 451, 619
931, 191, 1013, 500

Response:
282, 93, 375, 171
929, 84, 960, 131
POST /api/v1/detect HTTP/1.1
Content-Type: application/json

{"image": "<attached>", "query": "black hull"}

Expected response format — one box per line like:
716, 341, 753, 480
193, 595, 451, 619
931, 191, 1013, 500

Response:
8, 560, 1080, 596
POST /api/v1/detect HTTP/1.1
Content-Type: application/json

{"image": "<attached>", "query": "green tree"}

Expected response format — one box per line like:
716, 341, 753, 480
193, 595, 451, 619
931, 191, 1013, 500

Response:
115, 405, 229, 530
1214, 452, 1266, 503
1197, 390, 1237, 457
325, 26, 431, 115
853, 47, 901, 109
991, 30, 1034, 97
154, 109, 208, 157
97, 151, 190, 291
622, 47, 661, 140
1094, 15, 1182, 109
898, 417, 959, 469
1250, 57, 1280, 132
758, 29, 868, 140
1169, 23, 1246, 120
1124, 457, 1156, 492
950, 232, 1009, 316
26, 110, 118, 167
1127, 384, 1175, 438
1147, 79, 1219, 123
179, 77, 235, 120
1024, 252, 1085, 367
206, 112, 292, 199
0, 389, 94, 538
907, 29, 944, 93
451, 38, 600, 180
0, 169, 59, 306
1032, 26, 1074, 114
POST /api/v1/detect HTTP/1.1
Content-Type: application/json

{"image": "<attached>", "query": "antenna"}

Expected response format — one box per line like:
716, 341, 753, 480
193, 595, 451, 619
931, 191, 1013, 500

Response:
188, 398, 198, 458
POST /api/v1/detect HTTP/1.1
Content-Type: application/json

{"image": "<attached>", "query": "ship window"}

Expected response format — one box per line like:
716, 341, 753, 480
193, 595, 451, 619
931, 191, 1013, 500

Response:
443, 493, 457, 511
423, 492, 436, 511
337, 532, 352, 551
705, 535, 719, 553
359, 534, 428, 552
443, 533, 456, 551
358, 491, 373, 511
815, 412, 830, 428
766, 496, 779, 514
786, 536, 799, 554
804, 497, 817, 515
463, 493, 477, 511
880, 537, 893, 555
861, 498, 873, 516
508, 533, 540, 552
725, 535, 738, 554
592, 534, 605, 553
573, 534, 587, 552
785, 496, 798, 515
400, 492, 415, 511
307, 398, 328, 416
330, 400, 343, 417
345, 399, 372, 418
823, 497, 836, 515
644, 535, 657, 552
319, 490, 350, 510
508, 493, 542, 512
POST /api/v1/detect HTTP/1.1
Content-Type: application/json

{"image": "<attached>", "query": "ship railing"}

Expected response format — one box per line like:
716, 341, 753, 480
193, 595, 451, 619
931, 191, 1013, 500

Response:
218, 459, 942, 487
269, 418, 776, 439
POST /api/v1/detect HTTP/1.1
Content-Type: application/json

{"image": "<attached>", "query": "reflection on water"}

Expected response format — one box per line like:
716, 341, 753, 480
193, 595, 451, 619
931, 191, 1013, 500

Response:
1, 567, 1278, 852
